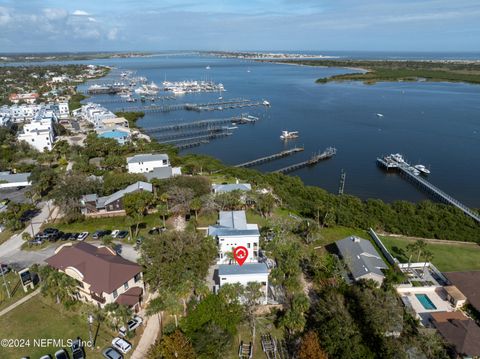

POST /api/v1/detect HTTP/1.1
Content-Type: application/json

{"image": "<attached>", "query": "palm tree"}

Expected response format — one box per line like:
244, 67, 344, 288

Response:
156, 203, 169, 227
190, 197, 202, 220
422, 250, 434, 275
104, 303, 132, 330
415, 240, 427, 262
147, 291, 183, 328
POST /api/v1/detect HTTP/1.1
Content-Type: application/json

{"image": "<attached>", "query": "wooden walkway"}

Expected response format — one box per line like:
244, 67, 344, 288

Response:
234, 148, 304, 168
273, 147, 337, 174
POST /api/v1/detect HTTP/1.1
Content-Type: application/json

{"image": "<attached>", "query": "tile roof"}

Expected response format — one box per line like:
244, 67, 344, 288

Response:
46, 242, 142, 294
444, 271, 480, 312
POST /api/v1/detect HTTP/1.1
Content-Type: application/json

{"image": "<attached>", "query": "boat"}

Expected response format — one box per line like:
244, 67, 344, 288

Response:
218, 96, 223, 100
414, 164, 431, 175
391, 153, 405, 163
263, 100, 271, 107
412, 169, 421, 176
376, 113, 384, 118
280, 131, 299, 140
206, 66, 211, 70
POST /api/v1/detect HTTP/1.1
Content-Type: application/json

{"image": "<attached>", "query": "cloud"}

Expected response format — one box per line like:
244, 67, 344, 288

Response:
107, 28, 119, 40
72, 10, 91, 17
0, 6, 12, 25
43, 8, 68, 21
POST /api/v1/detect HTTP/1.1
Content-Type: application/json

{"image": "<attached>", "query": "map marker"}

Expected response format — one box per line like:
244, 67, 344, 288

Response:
233, 246, 248, 266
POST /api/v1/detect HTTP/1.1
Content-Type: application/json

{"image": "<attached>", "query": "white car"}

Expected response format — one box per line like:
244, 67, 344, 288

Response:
119, 315, 143, 337
77, 232, 89, 241
111, 230, 120, 238
112, 337, 132, 354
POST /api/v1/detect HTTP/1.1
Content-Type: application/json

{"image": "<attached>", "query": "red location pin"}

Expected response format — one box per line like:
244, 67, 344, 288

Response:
233, 246, 248, 266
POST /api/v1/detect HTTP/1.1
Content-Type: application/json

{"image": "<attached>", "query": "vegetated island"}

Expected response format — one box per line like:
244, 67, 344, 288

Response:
0, 52, 154, 63
269, 59, 480, 85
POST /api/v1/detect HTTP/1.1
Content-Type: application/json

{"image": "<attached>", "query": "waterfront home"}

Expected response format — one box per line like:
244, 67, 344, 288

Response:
74, 103, 116, 127
46, 242, 144, 311
212, 182, 252, 194
444, 271, 480, 313
430, 311, 480, 358
126, 153, 181, 180
335, 236, 388, 285
80, 181, 152, 217
0, 171, 31, 189
208, 210, 260, 264
218, 262, 269, 304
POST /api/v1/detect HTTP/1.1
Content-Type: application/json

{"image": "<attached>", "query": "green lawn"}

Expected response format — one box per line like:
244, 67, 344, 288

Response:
0, 296, 117, 359
0, 229, 14, 246
315, 226, 370, 247
380, 236, 480, 272
0, 272, 35, 312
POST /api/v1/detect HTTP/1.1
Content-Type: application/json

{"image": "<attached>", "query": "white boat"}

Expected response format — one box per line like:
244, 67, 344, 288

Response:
376, 113, 384, 118
263, 100, 271, 107
412, 169, 421, 176
218, 96, 223, 100
280, 131, 299, 140
206, 66, 211, 70
414, 164, 431, 175
391, 153, 405, 163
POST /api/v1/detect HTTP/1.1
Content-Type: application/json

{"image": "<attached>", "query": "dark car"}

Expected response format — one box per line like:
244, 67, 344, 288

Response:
148, 227, 166, 235
93, 230, 112, 239
71, 338, 85, 359
54, 348, 70, 359
69, 233, 80, 240
116, 230, 129, 239
43, 227, 59, 235
102, 347, 123, 359
60, 232, 72, 241
48, 231, 63, 242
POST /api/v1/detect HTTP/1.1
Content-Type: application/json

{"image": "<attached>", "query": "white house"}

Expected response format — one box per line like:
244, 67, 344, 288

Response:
126, 153, 181, 179
218, 263, 269, 304
17, 120, 55, 152
0, 171, 31, 189
208, 211, 260, 264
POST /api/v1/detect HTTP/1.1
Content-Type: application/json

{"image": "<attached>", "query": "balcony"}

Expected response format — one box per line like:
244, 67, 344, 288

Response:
90, 292, 106, 304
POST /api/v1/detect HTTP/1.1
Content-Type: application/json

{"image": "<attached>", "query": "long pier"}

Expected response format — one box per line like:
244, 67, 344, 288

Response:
157, 132, 232, 145
112, 99, 268, 113
273, 147, 337, 174
234, 147, 304, 168
153, 127, 228, 141
377, 156, 480, 223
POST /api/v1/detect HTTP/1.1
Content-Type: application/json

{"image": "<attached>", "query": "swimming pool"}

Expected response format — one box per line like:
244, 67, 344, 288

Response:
415, 294, 437, 310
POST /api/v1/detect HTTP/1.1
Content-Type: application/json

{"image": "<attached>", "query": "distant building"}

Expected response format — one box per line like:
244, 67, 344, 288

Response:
218, 263, 269, 304
46, 242, 144, 311
0, 171, 31, 189
97, 127, 131, 145
9, 93, 39, 104
126, 153, 181, 179
208, 210, 260, 264
17, 118, 55, 152
80, 181, 152, 217
212, 182, 252, 194
335, 236, 388, 285
430, 311, 480, 358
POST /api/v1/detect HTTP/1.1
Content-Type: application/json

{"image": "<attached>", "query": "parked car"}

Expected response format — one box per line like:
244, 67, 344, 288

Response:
70, 233, 80, 240
29, 236, 45, 245
93, 230, 112, 239
71, 337, 85, 359
116, 231, 129, 239
43, 227, 59, 235
111, 230, 120, 238
148, 226, 166, 235
102, 347, 123, 359
119, 316, 143, 337
0, 264, 10, 275
111, 337, 132, 354
40, 355, 52, 359
60, 232, 71, 241
48, 231, 63, 242
54, 349, 70, 359
77, 232, 89, 241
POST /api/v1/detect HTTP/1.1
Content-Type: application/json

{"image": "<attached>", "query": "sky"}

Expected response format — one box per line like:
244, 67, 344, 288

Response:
0, 0, 479, 53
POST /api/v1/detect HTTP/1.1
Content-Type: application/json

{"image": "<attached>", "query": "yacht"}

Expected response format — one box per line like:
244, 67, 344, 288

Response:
376, 113, 384, 118
280, 131, 299, 140
263, 100, 271, 107
391, 153, 405, 163
414, 164, 431, 175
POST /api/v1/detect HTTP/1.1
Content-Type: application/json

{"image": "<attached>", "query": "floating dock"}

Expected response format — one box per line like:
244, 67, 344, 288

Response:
377, 156, 480, 223
273, 147, 337, 174
234, 147, 304, 168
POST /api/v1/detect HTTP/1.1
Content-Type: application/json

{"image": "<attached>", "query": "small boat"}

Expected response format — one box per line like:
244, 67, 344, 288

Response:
391, 153, 405, 163
412, 169, 421, 176
218, 96, 223, 100
280, 131, 299, 140
414, 164, 431, 175
206, 66, 211, 70
263, 100, 271, 107
376, 113, 384, 118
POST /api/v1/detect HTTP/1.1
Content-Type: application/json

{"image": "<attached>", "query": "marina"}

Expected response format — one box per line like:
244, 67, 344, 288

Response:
234, 147, 304, 168
273, 147, 337, 174
377, 155, 480, 223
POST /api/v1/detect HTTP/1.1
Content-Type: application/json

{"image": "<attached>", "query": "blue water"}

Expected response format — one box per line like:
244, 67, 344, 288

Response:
415, 294, 437, 310
63, 54, 480, 207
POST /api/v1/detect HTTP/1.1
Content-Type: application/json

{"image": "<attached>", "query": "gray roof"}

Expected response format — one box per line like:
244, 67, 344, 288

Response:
0, 171, 31, 184
208, 211, 259, 237
212, 183, 252, 193
82, 181, 152, 209
336, 236, 387, 280
126, 153, 169, 164
218, 263, 269, 276
144, 166, 173, 180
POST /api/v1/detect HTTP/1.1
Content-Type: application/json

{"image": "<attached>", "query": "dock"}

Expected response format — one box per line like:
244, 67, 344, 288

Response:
234, 147, 304, 168
273, 147, 337, 174
113, 99, 269, 113
175, 140, 209, 150
156, 131, 232, 145
377, 156, 480, 223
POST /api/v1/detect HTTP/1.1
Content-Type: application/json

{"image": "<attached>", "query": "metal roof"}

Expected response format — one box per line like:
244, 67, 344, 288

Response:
336, 236, 387, 280
126, 153, 169, 164
144, 167, 173, 180
208, 211, 259, 237
218, 262, 269, 276
212, 183, 252, 193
